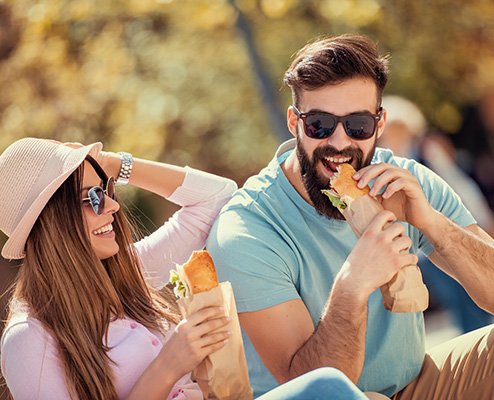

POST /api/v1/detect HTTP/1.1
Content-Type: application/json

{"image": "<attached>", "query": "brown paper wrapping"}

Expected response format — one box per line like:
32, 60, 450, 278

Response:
340, 195, 429, 313
178, 282, 253, 400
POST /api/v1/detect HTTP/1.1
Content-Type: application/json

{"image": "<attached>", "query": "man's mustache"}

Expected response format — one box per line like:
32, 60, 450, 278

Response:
313, 145, 364, 164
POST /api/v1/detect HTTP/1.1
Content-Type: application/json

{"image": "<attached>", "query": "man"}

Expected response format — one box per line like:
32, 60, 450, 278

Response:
207, 34, 494, 399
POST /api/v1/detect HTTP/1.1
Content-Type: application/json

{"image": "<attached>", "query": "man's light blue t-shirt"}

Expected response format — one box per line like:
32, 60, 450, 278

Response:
206, 139, 475, 398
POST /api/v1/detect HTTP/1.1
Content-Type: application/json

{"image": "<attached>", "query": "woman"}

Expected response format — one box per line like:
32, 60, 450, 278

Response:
0, 138, 379, 400
0, 138, 235, 399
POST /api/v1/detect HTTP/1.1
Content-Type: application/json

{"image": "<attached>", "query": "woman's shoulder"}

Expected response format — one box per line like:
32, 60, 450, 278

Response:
1, 304, 70, 398
2, 311, 49, 346
2, 306, 52, 353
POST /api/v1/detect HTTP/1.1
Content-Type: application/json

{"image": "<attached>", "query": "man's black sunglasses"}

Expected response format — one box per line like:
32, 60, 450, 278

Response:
81, 176, 115, 215
293, 106, 383, 141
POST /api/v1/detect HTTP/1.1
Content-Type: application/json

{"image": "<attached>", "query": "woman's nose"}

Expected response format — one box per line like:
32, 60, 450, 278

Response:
104, 195, 120, 214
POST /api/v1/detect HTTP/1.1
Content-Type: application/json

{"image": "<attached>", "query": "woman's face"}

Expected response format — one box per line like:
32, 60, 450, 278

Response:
81, 161, 120, 259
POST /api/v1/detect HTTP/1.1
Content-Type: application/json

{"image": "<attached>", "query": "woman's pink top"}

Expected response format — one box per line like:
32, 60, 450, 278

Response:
1, 167, 237, 399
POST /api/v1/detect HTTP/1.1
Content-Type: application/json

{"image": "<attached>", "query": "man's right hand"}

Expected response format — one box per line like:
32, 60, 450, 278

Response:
239, 209, 418, 386
340, 209, 418, 299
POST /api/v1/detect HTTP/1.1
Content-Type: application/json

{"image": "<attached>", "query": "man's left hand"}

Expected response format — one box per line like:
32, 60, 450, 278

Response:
354, 162, 434, 230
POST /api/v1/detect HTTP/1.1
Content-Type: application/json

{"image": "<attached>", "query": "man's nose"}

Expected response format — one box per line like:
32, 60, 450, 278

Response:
326, 122, 352, 148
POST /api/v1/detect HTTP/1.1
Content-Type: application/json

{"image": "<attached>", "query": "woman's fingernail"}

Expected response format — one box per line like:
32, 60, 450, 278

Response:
226, 316, 233, 322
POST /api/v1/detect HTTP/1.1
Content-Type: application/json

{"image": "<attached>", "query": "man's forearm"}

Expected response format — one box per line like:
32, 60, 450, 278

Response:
287, 275, 368, 384
425, 209, 494, 312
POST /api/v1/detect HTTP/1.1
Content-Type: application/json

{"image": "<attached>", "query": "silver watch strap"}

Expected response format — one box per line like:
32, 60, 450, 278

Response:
116, 152, 133, 185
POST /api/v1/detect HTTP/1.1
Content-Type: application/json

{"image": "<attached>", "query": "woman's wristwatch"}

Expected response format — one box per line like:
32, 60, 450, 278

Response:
116, 152, 133, 185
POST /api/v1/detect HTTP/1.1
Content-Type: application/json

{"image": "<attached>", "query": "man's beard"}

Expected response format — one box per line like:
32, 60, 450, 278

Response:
296, 133, 377, 220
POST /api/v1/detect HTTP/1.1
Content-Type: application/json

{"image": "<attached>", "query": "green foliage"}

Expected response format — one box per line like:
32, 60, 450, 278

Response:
1, 0, 494, 180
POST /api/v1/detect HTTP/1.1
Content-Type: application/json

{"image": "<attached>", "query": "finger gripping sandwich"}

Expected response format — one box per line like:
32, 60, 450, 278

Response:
170, 250, 219, 297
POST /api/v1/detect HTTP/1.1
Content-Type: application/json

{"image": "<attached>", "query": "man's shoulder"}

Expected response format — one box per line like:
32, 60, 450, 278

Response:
222, 158, 285, 213
374, 147, 411, 166
224, 140, 296, 210
373, 147, 428, 174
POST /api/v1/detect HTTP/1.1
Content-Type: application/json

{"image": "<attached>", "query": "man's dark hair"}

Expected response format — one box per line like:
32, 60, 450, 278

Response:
284, 34, 390, 109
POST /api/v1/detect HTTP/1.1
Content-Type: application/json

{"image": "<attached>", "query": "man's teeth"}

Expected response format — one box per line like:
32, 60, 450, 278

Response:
325, 156, 351, 164
93, 223, 113, 235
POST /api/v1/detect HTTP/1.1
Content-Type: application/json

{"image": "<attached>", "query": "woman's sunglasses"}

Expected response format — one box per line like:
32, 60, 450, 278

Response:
293, 106, 383, 141
81, 176, 115, 215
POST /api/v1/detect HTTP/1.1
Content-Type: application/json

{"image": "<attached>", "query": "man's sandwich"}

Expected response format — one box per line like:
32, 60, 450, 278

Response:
322, 163, 429, 313
322, 163, 368, 209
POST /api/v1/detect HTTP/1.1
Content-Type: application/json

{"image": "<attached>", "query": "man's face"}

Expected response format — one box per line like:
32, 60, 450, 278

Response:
287, 78, 386, 219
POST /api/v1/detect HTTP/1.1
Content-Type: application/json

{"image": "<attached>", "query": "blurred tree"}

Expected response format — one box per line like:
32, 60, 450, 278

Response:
1, 0, 494, 182
0, 0, 492, 267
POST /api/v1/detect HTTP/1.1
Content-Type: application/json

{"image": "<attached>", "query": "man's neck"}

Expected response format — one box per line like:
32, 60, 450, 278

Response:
281, 151, 313, 206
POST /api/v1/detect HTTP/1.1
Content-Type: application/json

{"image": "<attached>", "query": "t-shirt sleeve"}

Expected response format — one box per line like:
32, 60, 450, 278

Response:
206, 206, 301, 313
1, 317, 71, 399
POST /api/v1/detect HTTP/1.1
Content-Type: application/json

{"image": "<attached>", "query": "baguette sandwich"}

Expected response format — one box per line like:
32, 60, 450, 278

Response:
170, 250, 219, 298
169, 250, 254, 399
322, 163, 368, 209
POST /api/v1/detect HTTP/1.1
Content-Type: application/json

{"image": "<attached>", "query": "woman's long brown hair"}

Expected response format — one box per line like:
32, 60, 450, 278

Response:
8, 157, 180, 399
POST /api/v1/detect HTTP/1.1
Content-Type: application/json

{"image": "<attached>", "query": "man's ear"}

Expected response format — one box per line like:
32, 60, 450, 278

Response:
287, 106, 298, 138
376, 108, 387, 140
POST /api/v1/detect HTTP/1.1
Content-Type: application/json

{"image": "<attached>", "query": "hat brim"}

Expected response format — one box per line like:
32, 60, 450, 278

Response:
1, 142, 103, 260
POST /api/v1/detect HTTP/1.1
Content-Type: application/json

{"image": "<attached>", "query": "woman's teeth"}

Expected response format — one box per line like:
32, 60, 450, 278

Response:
93, 223, 113, 235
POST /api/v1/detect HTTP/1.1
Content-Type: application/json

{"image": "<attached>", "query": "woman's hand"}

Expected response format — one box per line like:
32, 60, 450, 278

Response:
49, 140, 188, 197
158, 306, 232, 381
45, 140, 118, 176
125, 307, 231, 400
94, 150, 118, 176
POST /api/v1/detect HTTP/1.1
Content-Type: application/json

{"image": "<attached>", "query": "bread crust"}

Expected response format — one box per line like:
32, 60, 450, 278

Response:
330, 163, 370, 201
181, 250, 219, 294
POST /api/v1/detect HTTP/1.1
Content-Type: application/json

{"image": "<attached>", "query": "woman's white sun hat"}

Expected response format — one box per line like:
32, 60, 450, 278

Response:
0, 138, 102, 260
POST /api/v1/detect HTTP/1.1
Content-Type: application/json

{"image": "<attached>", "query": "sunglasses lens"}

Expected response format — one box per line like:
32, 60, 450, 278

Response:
304, 114, 337, 139
88, 187, 105, 215
299, 109, 378, 141
345, 115, 375, 140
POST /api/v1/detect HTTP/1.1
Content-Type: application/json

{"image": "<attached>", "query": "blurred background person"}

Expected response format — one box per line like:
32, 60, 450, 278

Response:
379, 95, 494, 334
453, 87, 494, 212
